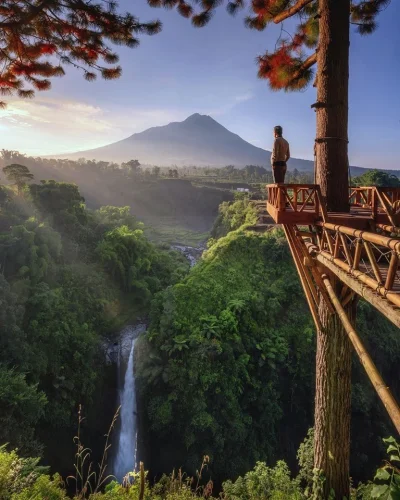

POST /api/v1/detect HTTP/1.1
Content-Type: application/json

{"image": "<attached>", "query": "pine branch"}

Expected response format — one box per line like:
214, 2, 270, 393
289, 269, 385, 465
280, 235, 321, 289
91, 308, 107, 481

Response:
273, 0, 314, 24
290, 50, 316, 80
0, 0, 55, 28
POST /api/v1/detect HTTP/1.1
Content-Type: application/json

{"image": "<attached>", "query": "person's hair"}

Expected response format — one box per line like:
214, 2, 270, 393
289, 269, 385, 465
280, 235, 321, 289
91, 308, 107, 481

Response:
274, 125, 283, 136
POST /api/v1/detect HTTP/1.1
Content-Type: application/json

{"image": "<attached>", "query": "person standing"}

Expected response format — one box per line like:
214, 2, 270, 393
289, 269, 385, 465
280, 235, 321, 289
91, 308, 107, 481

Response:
271, 125, 290, 184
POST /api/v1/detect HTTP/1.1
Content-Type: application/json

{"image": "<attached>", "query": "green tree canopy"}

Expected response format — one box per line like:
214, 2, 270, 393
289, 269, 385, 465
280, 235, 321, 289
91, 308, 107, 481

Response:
2, 164, 33, 195
352, 169, 400, 187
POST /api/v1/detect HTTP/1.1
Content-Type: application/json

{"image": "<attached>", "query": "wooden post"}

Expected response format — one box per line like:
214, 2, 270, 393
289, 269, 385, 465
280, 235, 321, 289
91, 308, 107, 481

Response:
339, 233, 353, 267
363, 241, 383, 285
277, 186, 283, 211
139, 462, 145, 500
283, 225, 322, 331
385, 252, 399, 291
321, 274, 400, 435
353, 239, 362, 271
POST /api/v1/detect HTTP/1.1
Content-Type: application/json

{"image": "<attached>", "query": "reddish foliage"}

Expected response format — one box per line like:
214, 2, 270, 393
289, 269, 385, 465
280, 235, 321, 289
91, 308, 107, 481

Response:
251, 0, 282, 17
0, 0, 161, 106
40, 44, 57, 55
291, 33, 305, 51
258, 46, 295, 89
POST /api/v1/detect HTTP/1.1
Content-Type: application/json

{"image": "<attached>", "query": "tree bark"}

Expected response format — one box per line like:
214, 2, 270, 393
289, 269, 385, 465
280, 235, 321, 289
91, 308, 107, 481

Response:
313, 285, 355, 499
315, 0, 350, 212
314, 2, 353, 496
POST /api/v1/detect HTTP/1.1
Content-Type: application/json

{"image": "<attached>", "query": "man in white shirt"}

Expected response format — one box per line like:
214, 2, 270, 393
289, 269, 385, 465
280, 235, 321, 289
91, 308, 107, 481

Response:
271, 125, 290, 184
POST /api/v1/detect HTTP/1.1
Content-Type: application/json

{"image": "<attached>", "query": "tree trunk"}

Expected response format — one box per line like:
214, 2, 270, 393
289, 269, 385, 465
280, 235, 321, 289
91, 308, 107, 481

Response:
315, 0, 350, 213
313, 2, 353, 496
313, 285, 355, 499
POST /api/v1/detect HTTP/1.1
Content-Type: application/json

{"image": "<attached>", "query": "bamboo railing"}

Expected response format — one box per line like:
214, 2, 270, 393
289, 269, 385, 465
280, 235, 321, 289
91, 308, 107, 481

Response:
266, 184, 400, 225
307, 222, 400, 310
266, 184, 327, 222
349, 186, 400, 226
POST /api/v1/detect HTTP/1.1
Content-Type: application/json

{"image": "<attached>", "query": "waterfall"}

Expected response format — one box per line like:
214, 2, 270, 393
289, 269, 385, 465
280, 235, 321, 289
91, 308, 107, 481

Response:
113, 324, 145, 481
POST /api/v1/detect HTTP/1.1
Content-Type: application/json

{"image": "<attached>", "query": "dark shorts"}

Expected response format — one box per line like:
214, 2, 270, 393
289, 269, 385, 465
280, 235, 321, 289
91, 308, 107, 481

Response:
272, 161, 287, 183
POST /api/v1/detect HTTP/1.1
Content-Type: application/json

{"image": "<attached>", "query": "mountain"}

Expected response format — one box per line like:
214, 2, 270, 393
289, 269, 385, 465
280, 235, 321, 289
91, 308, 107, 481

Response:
54, 113, 314, 171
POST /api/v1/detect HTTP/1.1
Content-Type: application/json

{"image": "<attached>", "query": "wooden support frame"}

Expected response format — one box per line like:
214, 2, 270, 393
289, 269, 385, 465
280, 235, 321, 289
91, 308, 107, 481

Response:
294, 228, 335, 314
319, 248, 400, 309
321, 274, 400, 435
319, 222, 400, 253
308, 247, 400, 328
376, 189, 398, 227
256, 191, 400, 327
353, 239, 363, 271
283, 225, 322, 331
341, 290, 355, 308
363, 241, 383, 285
386, 252, 399, 291
339, 233, 353, 266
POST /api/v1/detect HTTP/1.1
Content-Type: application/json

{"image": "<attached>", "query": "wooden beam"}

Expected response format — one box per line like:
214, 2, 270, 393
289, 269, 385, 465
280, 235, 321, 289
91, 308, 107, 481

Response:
283, 225, 322, 331
340, 285, 349, 300
295, 228, 335, 314
353, 239, 362, 271
385, 252, 399, 291
310, 249, 400, 329
371, 188, 397, 228
342, 290, 355, 308
376, 224, 400, 236
321, 274, 400, 435
339, 233, 353, 267
363, 241, 383, 285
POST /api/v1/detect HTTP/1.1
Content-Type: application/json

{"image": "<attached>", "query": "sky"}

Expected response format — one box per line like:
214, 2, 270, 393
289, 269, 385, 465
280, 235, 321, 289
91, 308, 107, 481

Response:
0, 1, 399, 168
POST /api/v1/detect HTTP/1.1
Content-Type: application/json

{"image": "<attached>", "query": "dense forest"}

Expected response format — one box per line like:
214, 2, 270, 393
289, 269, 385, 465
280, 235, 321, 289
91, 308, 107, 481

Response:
137, 198, 400, 485
0, 172, 189, 464
0, 166, 400, 499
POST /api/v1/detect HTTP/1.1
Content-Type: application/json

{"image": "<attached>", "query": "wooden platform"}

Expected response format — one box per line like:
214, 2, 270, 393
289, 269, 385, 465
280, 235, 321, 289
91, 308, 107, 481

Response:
251, 187, 400, 328
265, 203, 392, 229
259, 184, 400, 230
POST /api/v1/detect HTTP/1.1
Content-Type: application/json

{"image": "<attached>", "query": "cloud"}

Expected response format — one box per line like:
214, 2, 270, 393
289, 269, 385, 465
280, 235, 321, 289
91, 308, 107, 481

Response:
0, 99, 113, 133
207, 90, 254, 116
0, 97, 190, 155
0, 90, 255, 156
235, 92, 254, 103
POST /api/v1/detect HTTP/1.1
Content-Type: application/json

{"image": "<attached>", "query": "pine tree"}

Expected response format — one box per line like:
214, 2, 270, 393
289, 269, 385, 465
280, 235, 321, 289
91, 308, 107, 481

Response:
0, 0, 161, 107
143, 0, 391, 498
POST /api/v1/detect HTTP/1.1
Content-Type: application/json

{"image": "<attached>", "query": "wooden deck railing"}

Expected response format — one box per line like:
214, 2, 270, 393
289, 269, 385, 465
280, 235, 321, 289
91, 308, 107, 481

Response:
349, 186, 400, 226
266, 184, 400, 227
267, 184, 320, 211
266, 184, 327, 223
307, 222, 400, 310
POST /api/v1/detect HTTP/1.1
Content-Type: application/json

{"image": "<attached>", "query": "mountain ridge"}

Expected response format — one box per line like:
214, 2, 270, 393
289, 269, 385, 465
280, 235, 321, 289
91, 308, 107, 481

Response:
50, 113, 315, 171
49, 113, 400, 177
